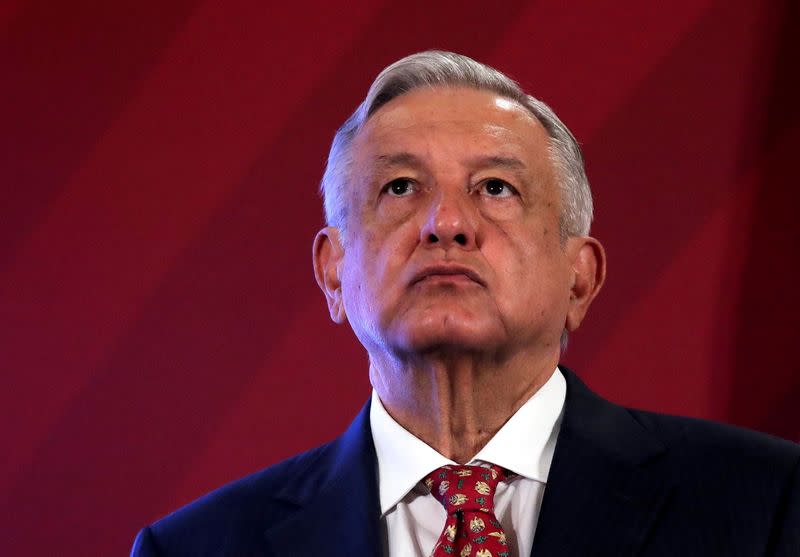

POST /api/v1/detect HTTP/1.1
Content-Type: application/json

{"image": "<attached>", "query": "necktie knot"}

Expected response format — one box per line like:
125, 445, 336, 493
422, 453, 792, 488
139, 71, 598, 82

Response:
424, 464, 511, 556
424, 464, 507, 514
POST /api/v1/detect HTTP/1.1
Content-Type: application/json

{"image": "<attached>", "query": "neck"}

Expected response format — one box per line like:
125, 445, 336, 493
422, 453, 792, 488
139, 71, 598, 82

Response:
369, 348, 558, 464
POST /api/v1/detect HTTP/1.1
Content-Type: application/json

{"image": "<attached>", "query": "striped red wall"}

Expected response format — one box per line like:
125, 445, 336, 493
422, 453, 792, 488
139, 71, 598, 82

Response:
2, 1, 798, 554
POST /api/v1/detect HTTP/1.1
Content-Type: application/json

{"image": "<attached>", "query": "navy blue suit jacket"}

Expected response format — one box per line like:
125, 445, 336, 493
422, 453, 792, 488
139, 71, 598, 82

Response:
131, 368, 800, 556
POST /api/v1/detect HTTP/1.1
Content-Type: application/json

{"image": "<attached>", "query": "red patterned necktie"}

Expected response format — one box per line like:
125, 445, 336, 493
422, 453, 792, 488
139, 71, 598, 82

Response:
424, 464, 510, 557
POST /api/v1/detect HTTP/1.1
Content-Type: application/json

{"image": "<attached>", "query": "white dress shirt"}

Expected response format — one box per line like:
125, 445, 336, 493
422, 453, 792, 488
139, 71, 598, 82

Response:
370, 367, 566, 557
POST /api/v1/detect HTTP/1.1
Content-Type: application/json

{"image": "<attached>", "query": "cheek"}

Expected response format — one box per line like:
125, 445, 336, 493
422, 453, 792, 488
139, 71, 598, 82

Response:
490, 228, 569, 308
477, 197, 526, 223
342, 224, 416, 303
376, 195, 420, 223
361, 216, 421, 263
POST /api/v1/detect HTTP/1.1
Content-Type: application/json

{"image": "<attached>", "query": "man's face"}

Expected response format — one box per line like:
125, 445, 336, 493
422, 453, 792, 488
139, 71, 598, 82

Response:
323, 87, 581, 360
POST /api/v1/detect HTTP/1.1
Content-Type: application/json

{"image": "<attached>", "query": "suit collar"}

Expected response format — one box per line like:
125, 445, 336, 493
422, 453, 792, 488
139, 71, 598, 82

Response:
263, 367, 674, 557
264, 401, 382, 557
531, 366, 674, 557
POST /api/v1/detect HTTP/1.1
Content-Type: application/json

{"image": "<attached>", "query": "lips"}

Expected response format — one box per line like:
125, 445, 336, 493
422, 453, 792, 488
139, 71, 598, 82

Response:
410, 265, 486, 287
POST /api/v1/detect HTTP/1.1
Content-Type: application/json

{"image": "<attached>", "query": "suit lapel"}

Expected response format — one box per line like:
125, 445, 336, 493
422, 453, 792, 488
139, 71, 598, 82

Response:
531, 368, 674, 557
263, 368, 674, 557
264, 402, 382, 557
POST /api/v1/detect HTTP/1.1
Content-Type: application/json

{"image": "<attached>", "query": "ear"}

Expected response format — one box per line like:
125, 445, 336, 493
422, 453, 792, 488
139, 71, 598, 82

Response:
313, 227, 347, 324
565, 236, 606, 332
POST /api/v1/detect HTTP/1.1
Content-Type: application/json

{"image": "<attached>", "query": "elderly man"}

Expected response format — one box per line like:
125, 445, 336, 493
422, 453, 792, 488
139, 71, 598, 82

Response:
132, 51, 799, 557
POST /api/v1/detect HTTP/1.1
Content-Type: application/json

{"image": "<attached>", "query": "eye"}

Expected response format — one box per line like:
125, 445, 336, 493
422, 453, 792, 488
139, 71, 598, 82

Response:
383, 178, 416, 197
478, 178, 517, 198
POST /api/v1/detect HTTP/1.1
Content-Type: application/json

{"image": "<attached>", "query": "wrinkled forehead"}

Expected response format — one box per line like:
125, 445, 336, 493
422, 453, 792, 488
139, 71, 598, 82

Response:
350, 87, 555, 182
360, 87, 543, 141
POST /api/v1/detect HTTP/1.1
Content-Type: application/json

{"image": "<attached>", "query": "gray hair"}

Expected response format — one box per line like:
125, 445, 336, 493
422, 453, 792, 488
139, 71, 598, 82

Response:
320, 50, 593, 240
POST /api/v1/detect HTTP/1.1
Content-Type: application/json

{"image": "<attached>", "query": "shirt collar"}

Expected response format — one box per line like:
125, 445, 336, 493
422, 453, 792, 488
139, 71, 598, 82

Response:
369, 366, 565, 516
471, 367, 565, 481
370, 389, 454, 515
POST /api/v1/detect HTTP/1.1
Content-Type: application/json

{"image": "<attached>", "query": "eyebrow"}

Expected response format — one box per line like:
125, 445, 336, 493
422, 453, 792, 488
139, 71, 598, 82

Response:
371, 153, 528, 172
466, 155, 528, 172
372, 152, 425, 169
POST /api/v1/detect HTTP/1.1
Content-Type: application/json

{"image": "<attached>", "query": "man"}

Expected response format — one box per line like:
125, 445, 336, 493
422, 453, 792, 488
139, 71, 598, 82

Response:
132, 51, 799, 556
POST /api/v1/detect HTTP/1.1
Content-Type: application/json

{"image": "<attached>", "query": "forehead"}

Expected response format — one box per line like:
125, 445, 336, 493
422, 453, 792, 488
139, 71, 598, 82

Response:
351, 87, 552, 171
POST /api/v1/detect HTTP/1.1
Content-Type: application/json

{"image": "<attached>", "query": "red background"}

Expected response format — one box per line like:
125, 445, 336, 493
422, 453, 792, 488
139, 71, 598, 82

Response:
2, 1, 798, 555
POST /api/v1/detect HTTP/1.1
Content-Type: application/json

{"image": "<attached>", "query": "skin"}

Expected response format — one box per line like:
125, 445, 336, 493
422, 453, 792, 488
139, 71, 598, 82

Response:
313, 87, 606, 463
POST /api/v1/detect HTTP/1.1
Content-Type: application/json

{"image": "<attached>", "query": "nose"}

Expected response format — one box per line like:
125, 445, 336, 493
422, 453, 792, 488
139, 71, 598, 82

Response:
420, 187, 479, 250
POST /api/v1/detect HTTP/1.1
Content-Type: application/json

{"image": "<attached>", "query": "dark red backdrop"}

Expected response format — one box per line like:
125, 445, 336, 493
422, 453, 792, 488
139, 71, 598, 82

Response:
2, 1, 798, 555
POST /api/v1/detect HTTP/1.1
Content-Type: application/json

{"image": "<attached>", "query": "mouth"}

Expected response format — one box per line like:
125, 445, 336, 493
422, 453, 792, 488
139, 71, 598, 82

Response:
410, 265, 486, 287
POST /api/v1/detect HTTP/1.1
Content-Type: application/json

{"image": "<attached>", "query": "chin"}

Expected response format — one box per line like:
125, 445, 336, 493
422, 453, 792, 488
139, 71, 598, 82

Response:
392, 317, 506, 355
